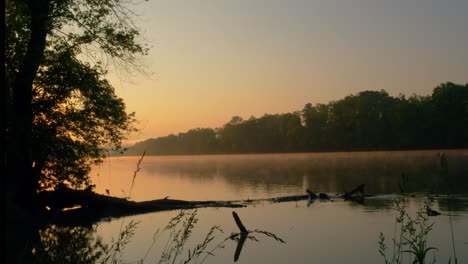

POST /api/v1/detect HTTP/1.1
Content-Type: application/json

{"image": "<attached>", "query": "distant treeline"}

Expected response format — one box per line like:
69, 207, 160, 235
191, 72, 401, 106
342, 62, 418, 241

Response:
125, 82, 468, 156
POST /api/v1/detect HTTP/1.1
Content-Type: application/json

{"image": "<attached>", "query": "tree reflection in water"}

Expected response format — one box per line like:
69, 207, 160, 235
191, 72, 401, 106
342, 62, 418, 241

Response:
32, 210, 285, 264
33, 225, 106, 264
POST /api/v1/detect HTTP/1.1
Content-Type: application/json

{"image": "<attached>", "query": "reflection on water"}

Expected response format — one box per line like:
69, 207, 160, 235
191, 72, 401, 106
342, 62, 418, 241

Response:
54, 149, 467, 264
35, 196, 467, 264
33, 225, 105, 264
91, 150, 468, 202
437, 197, 468, 213
34, 209, 286, 264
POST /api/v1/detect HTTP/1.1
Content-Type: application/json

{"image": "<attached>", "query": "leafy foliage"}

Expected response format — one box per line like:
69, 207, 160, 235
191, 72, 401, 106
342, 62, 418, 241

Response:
33, 48, 136, 190
6, 0, 148, 191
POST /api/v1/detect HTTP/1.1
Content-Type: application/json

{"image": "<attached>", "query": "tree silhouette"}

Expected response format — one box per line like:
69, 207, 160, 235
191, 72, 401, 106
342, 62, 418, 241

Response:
5, 0, 148, 262
127, 83, 468, 156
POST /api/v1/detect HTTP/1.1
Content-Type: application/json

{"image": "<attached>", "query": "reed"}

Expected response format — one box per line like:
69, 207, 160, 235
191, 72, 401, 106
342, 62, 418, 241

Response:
32, 151, 285, 263
378, 180, 437, 264
378, 153, 461, 264
100, 152, 285, 264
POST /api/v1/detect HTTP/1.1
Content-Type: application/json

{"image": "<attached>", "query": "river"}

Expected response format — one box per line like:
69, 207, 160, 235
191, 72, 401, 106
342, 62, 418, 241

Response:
45, 150, 468, 263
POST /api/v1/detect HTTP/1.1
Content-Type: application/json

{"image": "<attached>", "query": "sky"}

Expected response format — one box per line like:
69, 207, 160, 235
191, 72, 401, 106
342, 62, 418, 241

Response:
108, 0, 468, 143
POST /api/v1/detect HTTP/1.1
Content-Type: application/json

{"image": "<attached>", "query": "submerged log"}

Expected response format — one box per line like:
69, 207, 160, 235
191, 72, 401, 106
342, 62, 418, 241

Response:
37, 184, 377, 226
341, 184, 374, 204
318, 193, 330, 200
306, 189, 318, 199
37, 188, 244, 226
270, 194, 309, 203
342, 184, 366, 199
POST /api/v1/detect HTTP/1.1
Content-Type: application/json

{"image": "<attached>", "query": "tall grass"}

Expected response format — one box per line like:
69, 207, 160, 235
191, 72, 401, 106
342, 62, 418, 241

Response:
100, 208, 285, 264
378, 153, 460, 264
378, 181, 437, 264
31, 151, 286, 263
102, 152, 145, 263
438, 153, 458, 264
99, 152, 285, 264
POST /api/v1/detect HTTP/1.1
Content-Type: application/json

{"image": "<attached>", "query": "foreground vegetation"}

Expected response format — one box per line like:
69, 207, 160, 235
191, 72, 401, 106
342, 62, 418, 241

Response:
127, 83, 468, 156
31, 209, 286, 264
32, 155, 284, 264
378, 154, 460, 264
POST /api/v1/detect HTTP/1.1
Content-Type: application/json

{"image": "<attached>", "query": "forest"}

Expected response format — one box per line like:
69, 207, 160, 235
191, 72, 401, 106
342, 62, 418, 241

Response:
126, 82, 468, 156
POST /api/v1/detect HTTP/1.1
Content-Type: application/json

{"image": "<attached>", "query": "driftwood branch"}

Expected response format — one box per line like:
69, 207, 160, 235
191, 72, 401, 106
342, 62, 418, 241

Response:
306, 189, 318, 199
37, 183, 375, 226
232, 211, 249, 262
341, 184, 367, 203
344, 184, 366, 197
232, 211, 248, 234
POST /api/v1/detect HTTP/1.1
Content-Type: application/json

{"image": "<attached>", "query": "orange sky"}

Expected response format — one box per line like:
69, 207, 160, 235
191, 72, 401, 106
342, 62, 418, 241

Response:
108, 0, 468, 144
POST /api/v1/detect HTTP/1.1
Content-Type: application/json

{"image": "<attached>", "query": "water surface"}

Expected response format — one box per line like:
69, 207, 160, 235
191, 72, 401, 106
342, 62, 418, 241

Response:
55, 150, 468, 263
92, 150, 468, 201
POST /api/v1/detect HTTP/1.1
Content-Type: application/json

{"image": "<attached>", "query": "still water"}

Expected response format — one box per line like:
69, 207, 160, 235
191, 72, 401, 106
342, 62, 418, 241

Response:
83, 150, 468, 263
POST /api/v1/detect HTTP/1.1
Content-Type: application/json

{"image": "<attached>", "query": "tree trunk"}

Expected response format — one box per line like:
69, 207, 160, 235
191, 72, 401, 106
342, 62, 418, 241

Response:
8, 0, 49, 213
6, 1, 50, 263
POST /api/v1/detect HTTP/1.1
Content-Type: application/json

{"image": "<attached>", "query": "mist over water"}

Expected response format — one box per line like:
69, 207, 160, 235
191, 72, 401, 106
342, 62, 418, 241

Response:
92, 150, 468, 202
87, 150, 468, 263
